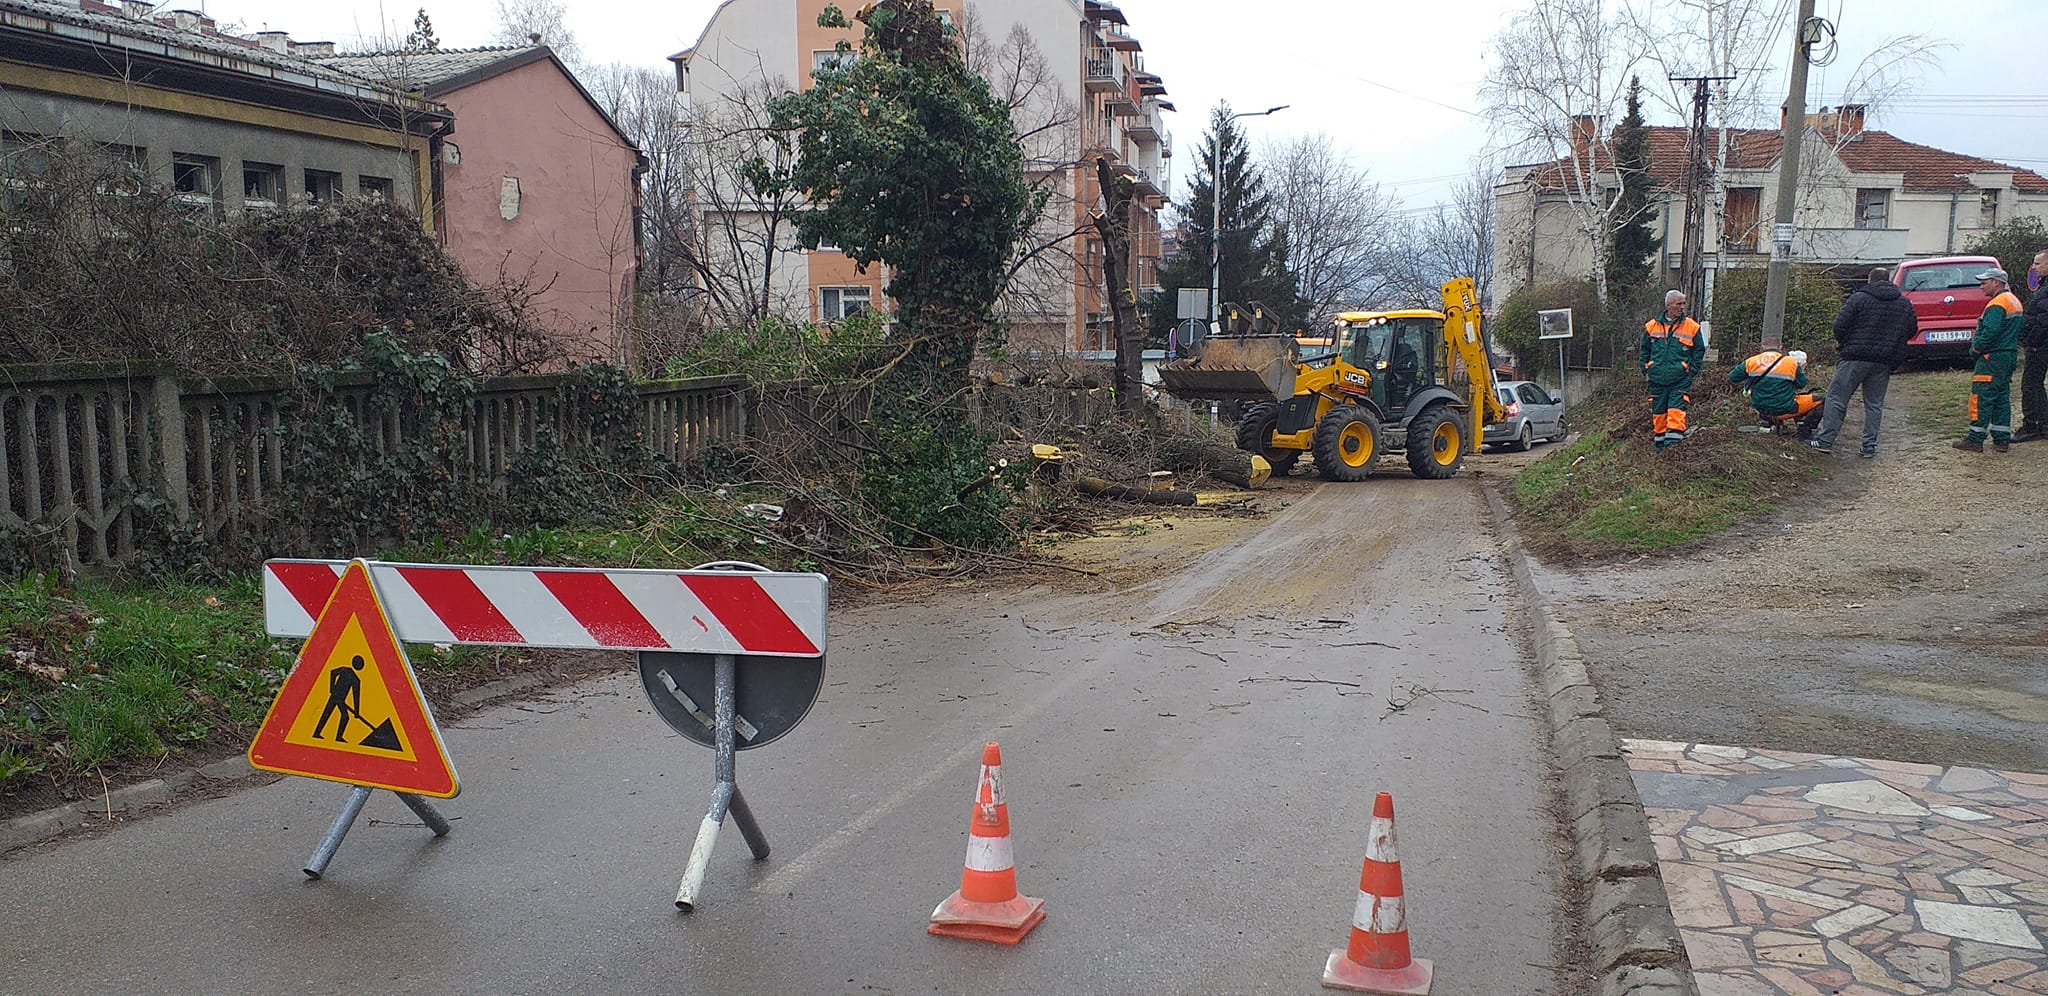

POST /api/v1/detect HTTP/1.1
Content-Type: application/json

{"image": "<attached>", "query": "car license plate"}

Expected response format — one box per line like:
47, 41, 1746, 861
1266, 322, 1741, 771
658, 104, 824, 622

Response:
1925, 331, 1972, 342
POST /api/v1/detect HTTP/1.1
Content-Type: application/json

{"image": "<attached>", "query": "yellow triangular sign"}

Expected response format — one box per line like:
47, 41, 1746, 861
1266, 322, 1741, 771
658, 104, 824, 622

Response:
247, 560, 458, 798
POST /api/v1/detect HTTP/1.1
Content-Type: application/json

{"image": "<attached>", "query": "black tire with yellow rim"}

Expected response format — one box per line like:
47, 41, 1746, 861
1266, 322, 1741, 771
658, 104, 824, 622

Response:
1405, 404, 1465, 479
1234, 402, 1300, 477
1312, 404, 1382, 481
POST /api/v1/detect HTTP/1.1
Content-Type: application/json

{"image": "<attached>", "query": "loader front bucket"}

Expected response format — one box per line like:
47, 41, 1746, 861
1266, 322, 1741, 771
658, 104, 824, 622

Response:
1155, 337, 1298, 403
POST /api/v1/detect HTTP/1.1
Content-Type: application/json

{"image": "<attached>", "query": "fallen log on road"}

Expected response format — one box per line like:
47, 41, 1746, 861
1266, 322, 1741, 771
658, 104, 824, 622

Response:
1074, 474, 1197, 506
1156, 440, 1272, 489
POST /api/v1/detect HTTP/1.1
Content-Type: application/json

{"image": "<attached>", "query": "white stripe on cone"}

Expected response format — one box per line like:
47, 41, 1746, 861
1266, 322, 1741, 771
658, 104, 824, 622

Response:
964, 833, 1015, 873
1364, 816, 1400, 863
1352, 890, 1407, 934
979, 763, 1003, 805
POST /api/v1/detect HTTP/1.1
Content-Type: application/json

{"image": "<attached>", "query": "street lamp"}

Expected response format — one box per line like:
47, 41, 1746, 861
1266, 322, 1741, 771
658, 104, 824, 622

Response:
1210, 104, 1288, 331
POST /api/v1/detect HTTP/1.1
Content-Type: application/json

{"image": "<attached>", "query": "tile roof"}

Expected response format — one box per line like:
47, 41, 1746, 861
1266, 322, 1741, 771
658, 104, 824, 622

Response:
0, 0, 403, 100
319, 47, 543, 91
1525, 124, 2048, 195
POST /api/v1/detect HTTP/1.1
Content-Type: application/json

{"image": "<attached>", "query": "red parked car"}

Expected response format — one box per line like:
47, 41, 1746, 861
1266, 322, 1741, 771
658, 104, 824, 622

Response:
1893, 255, 2003, 360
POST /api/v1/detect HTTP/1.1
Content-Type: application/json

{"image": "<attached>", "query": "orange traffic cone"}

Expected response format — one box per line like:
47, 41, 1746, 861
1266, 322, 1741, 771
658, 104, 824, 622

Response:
928, 742, 1046, 944
1323, 792, 1434, 994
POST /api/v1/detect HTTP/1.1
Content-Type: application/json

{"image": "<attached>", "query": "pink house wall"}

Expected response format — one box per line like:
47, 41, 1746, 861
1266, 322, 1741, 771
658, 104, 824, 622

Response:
437, 59, 638, 364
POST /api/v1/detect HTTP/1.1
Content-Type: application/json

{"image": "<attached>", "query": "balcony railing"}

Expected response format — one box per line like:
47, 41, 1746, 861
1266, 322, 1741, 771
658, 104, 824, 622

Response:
1128, 103, 1165, 142
1793, 226, 1908, 264
1085, 50, 1124, 94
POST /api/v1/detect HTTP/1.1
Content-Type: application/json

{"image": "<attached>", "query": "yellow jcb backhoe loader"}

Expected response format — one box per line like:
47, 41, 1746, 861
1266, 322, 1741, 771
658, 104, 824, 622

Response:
1156, 278, 1507, 481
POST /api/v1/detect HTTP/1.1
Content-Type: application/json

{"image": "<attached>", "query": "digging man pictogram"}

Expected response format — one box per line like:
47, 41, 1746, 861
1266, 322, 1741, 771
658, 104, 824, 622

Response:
313, 655, 367, 743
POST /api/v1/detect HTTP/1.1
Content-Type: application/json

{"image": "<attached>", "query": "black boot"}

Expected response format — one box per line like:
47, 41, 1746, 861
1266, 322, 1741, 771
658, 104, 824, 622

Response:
2013, 424, 2045, 443
1953, 437, 1985, 452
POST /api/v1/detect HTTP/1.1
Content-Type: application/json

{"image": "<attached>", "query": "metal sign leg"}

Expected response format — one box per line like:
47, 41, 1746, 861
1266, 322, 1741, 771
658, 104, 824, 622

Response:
304, 785, 374, 880
675, 653, 771, 913
396, 792, 454, 836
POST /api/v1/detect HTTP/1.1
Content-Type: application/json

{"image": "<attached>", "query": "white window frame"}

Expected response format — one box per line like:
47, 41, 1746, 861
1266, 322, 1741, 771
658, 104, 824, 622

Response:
820, 285, 873, 321
359, 175, 394, 201
1854, 188, 1889, 230
171, 153, 222, 215
811, 49, 854, 75
242, 161, 283, 212
304, 168, 342, 205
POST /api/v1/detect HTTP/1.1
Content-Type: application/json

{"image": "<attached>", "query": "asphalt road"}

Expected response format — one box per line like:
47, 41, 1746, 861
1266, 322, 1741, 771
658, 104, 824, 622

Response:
1, 475, 1569, 994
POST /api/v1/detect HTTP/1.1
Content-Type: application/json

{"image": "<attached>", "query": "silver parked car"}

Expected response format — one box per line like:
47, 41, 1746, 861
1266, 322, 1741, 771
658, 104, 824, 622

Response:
1482, 380, 1569, 451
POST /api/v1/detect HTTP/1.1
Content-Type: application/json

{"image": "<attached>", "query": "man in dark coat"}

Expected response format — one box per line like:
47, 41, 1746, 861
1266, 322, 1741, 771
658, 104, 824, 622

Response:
1809, 267, 1918, 456
2013, 249, 2048, 442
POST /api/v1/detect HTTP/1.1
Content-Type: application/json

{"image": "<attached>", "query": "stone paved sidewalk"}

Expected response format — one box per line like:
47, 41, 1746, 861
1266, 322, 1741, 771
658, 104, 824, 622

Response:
1623, 738, 2048, 995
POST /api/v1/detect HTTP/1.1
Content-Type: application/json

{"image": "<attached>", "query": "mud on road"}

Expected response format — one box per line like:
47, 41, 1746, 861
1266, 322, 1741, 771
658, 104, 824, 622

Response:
1530, 370, 2048, 773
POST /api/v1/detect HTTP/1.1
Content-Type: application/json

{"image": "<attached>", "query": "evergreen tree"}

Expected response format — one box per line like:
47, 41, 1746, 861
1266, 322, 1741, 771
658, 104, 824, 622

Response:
405, 9, 440, 52
1605, 76, 1657, 304
1149, 103, 1302, 339
760, 0, 1031, 411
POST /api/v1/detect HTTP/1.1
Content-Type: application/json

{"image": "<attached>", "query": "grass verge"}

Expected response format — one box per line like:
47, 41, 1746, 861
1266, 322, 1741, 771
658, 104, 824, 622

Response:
0, 491, 818, 808
1904, 367, 1974, 436
1511, 367, 1823, 559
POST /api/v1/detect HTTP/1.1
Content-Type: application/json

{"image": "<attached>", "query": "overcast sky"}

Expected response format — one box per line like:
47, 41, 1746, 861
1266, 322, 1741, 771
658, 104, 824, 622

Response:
192, 0, 2048, 212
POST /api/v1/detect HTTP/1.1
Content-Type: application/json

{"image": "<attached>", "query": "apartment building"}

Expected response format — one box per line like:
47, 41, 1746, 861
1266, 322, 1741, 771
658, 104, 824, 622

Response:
0, 0, 446, 221
670, 0, 1171, 353
1492, 107, 2048, 310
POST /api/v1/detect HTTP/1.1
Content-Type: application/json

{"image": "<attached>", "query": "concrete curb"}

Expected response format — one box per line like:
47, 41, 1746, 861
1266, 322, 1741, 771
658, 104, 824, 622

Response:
1480, 482, 1697, 996
1, 670, 555, 857
1, 764, 272, 857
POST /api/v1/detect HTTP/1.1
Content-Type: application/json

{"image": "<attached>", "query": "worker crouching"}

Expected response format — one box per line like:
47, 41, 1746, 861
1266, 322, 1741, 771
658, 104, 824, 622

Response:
1731, 348, 1823, 438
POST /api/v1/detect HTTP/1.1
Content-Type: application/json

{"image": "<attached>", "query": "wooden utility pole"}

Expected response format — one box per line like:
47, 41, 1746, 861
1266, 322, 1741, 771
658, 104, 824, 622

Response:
1761, 0, 1819, 350
1672, 75, 1735, 311
1093, 157, 1143, 414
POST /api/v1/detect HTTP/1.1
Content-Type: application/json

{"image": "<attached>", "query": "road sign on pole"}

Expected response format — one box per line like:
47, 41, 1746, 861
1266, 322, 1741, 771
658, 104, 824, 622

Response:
1538, 308, 1575, 402
248, 560, 457, 879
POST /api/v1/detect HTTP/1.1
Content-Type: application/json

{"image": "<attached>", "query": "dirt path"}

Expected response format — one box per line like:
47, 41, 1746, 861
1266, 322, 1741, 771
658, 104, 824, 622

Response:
1536, 369, 2048, 772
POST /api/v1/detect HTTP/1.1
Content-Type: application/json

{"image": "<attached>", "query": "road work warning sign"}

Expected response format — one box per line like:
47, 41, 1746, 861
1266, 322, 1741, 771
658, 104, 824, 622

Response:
248, 560, 459, 798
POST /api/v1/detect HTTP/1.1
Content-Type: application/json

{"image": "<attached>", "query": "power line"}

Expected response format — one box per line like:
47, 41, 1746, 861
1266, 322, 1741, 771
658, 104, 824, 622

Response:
1350, 76, 1484, 119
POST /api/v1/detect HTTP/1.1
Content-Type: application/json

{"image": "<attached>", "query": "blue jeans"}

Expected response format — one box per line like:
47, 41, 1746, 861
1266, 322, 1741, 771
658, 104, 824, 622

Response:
1812, 359, 1890, 453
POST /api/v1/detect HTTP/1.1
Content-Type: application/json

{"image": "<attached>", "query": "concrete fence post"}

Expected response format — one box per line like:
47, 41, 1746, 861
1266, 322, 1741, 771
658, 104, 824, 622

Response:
149, 371, 191, 526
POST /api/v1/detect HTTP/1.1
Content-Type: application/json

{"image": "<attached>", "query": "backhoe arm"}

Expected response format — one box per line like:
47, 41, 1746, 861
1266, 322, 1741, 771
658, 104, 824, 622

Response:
1440, 277, 1506, 453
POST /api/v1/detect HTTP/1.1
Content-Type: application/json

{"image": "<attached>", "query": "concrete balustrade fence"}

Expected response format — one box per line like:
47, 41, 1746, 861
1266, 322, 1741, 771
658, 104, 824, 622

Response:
1, 362, 749, 569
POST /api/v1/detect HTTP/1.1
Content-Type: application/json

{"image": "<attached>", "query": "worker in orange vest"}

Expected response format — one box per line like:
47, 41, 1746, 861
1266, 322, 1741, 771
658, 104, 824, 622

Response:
1640, 289, 1705, 450
1956, 267, 2025, 452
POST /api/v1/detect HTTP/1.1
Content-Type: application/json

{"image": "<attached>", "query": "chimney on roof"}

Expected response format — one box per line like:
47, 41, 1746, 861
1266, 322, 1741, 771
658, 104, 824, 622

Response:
1838, 103, 1866, 142
163, 9, 209, 32
288, 40, 336, 57
1569, 114, 1604, 164
120, 0, 155, 17
253, 31, 291, 54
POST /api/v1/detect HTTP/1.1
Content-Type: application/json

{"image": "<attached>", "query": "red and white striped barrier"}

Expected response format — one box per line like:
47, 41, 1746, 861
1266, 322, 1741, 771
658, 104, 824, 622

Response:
263, 560, 827, 658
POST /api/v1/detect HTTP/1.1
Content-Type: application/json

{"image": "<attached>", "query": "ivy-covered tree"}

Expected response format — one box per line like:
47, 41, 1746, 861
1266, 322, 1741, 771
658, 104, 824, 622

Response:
1150, 103, 1303, 338
1605, 76, 1656, 303
404, 8, 440, 52
759, 0, 1032, 414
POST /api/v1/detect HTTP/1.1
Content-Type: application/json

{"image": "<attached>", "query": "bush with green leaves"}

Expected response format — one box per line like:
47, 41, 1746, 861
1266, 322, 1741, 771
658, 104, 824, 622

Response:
1964, 216, 2048, 288
856, 420, 1012, 552
1708, 267, 1843, 356
664, 312, 891, 383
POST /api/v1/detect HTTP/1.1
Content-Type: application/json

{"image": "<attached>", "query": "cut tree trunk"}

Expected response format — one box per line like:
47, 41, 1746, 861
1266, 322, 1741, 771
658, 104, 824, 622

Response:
1156, 439, 1272, 489
1074, 474, 1197, 506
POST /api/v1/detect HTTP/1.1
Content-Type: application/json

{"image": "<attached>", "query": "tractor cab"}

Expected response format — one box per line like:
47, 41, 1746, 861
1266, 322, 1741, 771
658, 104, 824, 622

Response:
1337, 311, 1445, 420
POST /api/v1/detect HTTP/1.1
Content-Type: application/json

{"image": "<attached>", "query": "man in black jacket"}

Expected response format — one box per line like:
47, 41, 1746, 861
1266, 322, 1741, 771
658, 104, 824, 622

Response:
1809, 267, 1918, 456
2013, 249, 2048, 442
